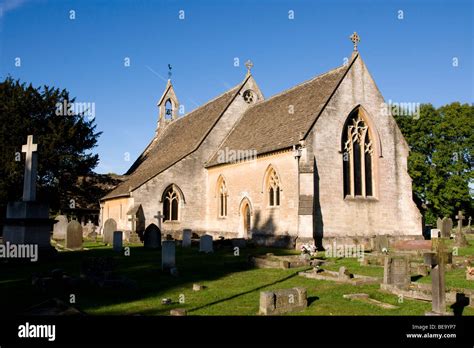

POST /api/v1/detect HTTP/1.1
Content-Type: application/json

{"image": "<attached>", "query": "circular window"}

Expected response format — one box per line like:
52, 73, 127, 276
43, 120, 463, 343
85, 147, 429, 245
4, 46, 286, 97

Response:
243, 90, 255, 104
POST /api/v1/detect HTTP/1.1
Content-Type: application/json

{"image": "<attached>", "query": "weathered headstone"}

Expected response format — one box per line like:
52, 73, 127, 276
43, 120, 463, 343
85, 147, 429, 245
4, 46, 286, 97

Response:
144, 223, 161, 249
259, 288, 307, 315
83, 220, 95, 237
182, 229, 192, 248
162, 241, 176, 271
383, 255, 410, 288
199, 235, 213, 253
113, 231, 123, 252
103, 219, 117, 245
437, 217, 453, 239
53, 215, 68, 240
65, 220, 83, 250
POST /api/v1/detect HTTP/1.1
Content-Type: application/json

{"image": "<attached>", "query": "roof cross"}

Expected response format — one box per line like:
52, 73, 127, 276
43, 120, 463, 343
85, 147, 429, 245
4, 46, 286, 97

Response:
350, 32, 360, 51
245, 60, 253, 75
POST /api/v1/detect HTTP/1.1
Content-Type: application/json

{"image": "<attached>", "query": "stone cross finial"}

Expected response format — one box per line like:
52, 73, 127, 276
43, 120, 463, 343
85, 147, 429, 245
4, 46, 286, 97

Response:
456, 210, 465, 229
154, 211, 165, 230
245, 60, 254, 75
350, 32, 360, 51
21, 135, 38, 202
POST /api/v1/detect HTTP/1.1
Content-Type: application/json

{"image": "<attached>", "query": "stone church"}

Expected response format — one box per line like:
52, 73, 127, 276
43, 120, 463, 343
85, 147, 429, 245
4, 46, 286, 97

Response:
100, 38, 422, 249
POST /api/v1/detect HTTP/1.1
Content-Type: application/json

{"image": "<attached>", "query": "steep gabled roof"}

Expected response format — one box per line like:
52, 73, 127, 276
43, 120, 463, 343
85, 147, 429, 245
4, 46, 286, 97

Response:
206, 55, 357, 167
102, 79, 246, 200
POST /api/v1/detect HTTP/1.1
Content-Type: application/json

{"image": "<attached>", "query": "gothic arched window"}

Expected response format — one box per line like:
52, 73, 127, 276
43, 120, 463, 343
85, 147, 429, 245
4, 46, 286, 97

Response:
163, 185, 179, 221
218, 179, 228, 217
342, 109, 374, 198
267, 168, 280, 207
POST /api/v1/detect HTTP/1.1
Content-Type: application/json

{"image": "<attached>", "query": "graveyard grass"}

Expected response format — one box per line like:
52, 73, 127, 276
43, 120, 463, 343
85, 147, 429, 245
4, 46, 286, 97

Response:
0, 235, 473, 316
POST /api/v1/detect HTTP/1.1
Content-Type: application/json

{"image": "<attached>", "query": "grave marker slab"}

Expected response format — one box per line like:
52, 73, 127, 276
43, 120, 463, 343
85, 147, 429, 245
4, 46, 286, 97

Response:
199, 235, 213, 253
259, 288, 307, 315
162, 241, 176, 271
182, 229, 192, 248
113, 231, 123, 252
66, 220, 83, 250
103, 219, 117, 245
144, 223, 161, 249
383, 255, 410, 288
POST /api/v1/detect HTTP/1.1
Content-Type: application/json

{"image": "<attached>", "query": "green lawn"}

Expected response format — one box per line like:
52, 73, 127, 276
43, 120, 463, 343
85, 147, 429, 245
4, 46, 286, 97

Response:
0, 237, 473, 316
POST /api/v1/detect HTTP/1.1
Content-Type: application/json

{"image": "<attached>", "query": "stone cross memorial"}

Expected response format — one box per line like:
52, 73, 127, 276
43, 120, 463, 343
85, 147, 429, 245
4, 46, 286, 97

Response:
162, 240, 176, 271
182, 229, 192, 248
199, 235, 213, 253
22, 135, 38, 202
424, 238, 451, 316
113, 231, 123, 252
154, 211, 165, 231
454, 211, 469, 247
65, 220, 83, 250
3, 135, 54, 250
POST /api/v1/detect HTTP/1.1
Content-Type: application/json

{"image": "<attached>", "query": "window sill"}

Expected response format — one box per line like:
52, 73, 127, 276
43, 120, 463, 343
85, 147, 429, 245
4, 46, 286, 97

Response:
344, 195, 378, 202
164, 220, 180, 224
218, 216, 227, 220
267, 206, 281, 209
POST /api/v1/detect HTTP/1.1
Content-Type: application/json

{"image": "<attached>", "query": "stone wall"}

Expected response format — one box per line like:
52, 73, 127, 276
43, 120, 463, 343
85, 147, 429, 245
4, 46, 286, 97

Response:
206, 150, 299, 245
309, 55, 422, 239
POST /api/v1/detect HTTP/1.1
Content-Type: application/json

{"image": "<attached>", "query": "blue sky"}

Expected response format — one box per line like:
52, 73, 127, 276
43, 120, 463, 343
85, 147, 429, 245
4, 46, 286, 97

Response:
1, 0, 472, 174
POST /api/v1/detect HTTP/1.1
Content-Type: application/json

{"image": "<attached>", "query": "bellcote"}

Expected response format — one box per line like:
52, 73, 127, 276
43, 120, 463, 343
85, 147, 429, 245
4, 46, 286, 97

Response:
156, 79, 179, 134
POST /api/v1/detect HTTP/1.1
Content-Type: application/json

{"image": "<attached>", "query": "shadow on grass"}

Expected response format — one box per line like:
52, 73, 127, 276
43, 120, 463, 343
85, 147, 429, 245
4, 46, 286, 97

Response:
0, 243, 297, 316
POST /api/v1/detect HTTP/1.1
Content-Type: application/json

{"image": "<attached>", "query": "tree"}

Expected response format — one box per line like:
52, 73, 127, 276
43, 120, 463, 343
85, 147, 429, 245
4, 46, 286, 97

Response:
0, 77, 102, 214
395, 103, 474, 224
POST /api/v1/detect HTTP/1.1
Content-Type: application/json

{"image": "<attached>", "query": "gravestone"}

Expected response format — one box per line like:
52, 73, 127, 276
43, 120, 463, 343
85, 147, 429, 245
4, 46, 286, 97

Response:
259, 288, 307, 315
199, 235, 213, 253
383, 255, 410, 288
83, 220, 95, 237
162, 241, 176, 271
103, 219, 117, 245
144, 223, 161, 249
437, 217, 453, 239
2, 135, 55, 251
182, 229, 192, 248
65, 220, 83, 250
53, 215, 68, 240
113, 231, 123, 252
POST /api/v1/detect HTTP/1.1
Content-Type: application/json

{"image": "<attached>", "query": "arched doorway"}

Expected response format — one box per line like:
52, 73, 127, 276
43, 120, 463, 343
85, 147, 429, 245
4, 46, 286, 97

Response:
239, 197, 252, 238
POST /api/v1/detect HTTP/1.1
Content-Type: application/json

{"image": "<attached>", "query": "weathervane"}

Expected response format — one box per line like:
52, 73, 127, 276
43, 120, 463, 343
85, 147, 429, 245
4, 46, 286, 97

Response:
168, 64, 172, 79
350, 32, 360, 51
245, 60, 253, 75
